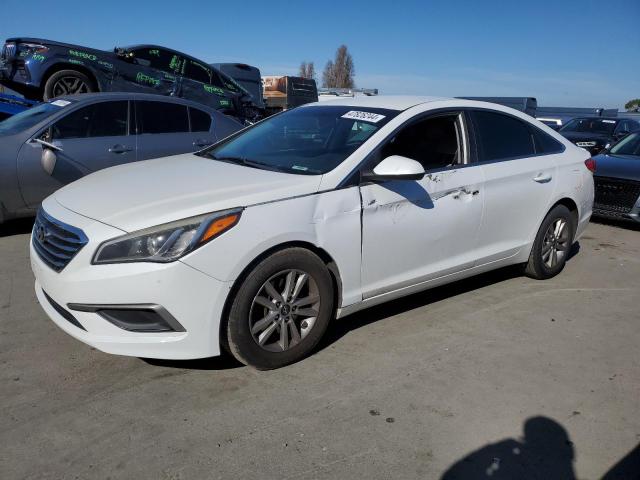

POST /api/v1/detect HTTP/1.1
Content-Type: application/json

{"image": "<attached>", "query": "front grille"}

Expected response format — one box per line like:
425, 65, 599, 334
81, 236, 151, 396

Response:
594, 176, 640, 214
32, 209, 88, 272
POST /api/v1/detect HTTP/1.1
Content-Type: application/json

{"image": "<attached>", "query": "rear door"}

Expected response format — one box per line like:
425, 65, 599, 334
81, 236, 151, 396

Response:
470, 109, 560, 264
17, 100, 134, 208
178, 57, 237, 114
134, 99, 194, 160
189, 106, 216, 148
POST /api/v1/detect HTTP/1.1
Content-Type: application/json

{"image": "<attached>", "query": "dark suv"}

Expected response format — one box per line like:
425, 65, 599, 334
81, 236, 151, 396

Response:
0, 38, 261, 122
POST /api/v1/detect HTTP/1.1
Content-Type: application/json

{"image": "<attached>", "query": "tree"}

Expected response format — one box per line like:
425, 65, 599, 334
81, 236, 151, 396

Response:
322, 45, 355, 89
299, 61, 315, 80
625, 99, 640, 112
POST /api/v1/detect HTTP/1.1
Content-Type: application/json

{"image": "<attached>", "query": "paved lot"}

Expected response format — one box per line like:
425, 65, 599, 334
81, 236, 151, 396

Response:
1, 218, 639, 479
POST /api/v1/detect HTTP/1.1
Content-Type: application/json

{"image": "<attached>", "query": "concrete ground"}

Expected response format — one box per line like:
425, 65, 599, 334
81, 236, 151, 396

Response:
1, 218, 639, 480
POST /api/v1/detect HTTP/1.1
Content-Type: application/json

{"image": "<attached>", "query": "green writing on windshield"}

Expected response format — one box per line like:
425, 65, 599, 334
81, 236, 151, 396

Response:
169, 55, 181, 71
149, 49, 160, 57
136, 72, 160, 86
219, 99, 231, 107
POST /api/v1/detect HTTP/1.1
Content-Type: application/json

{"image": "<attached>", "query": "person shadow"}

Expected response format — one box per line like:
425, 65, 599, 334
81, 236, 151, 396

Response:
441, 416, 577, 480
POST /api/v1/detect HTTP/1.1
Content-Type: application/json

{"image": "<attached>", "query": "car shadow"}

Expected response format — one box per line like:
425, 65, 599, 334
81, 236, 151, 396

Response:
0, 217, 35, 238
318, 263, 525, 353
141, 352, 244, 371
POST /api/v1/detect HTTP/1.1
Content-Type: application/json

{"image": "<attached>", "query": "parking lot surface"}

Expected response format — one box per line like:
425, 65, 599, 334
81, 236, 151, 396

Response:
1, 219, 639, 479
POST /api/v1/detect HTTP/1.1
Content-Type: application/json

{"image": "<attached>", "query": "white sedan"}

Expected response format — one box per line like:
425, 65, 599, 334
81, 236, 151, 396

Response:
30, 96, 595, 369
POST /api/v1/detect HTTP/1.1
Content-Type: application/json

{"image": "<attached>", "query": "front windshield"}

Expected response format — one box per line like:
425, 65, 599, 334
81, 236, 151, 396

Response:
0, 102, 67, 136
560, 118, 617, 135
610, 132, 640, 157
200, 105, 399, 174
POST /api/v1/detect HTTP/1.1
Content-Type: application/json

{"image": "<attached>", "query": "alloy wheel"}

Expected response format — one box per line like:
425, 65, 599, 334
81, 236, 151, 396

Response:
249, 269, 321, 352
52, 76, 91, 97
542, 218, 570, 268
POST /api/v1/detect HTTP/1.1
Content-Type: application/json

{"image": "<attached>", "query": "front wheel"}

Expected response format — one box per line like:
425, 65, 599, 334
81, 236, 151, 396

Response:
226, 248, 335, 369
525, 205, 576, 280
43, 70, 95, 100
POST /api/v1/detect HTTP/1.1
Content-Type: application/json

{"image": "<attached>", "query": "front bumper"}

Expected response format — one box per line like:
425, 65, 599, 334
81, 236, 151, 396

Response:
30, 198, 232, 359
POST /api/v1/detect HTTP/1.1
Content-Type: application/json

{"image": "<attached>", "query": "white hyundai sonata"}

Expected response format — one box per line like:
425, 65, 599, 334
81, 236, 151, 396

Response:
30, 96, 594, 369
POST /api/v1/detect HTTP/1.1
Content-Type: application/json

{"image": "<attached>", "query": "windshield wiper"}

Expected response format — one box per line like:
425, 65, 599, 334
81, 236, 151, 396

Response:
208, 154, 282, 171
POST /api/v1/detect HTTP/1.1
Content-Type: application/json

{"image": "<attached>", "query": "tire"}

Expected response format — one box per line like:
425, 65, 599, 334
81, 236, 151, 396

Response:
524, 205, 576, 280
43, 70, 95, 100
226, 248, 334, 369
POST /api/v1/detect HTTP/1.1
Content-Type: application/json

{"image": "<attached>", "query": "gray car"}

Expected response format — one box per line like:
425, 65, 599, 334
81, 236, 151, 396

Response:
0, 92, 242, 223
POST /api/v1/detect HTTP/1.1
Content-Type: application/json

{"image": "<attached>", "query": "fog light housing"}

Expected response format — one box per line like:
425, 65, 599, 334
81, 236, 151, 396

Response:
67, 303, 185, 332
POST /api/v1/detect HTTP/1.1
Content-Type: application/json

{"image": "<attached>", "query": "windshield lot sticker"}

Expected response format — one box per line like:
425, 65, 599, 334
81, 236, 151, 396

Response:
292, 165, 308, 171
341, 111, 386, 123
602, 120, 616, 123
51, 100, 71, 107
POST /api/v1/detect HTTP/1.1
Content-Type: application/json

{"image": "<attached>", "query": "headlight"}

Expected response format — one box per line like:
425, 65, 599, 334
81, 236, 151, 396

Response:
19, 43, 49, 54
93, 209, 242, 264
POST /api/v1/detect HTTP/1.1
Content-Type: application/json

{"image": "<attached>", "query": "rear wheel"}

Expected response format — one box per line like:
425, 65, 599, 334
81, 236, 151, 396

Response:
525, 205, 575, 280
226, 248, 334, 369
43, 70, 95, 100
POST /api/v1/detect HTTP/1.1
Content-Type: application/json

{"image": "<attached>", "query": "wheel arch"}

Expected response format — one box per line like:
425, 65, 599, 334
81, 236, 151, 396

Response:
40, 63, 101, 93
218, 241, 344, 351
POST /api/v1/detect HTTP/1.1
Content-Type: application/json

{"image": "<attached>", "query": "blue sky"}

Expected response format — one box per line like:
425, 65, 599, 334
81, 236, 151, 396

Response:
1, 0, 638, 108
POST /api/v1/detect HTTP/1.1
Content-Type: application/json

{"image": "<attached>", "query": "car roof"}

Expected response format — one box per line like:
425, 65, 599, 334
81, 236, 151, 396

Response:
570, 117, 621, 121
53, 92, 217, 110
305, 95, 449, 111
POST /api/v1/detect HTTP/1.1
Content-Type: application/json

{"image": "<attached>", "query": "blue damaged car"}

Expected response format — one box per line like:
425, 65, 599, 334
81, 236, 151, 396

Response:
0, 38, 262, 122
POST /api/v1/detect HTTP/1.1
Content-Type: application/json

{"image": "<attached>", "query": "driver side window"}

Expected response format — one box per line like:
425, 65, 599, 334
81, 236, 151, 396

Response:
380, 113, 463, 171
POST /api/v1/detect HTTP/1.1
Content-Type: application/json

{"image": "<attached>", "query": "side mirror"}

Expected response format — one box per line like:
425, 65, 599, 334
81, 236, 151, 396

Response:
361, 155, 426, 182
41, 148, 57, 175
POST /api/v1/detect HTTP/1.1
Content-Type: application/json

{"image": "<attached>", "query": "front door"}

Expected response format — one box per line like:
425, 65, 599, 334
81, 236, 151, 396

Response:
17, 100, 135, 208
360, 112, 484, 299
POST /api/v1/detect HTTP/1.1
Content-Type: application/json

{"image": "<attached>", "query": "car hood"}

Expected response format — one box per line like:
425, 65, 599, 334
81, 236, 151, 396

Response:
53, 153, 323, 232
7, 37, 110, 55
593, 153, 640, 182
560, 132, 611, 143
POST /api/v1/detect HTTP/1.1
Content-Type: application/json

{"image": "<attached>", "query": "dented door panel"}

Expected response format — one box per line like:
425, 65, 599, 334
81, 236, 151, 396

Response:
360, 166, 484, 299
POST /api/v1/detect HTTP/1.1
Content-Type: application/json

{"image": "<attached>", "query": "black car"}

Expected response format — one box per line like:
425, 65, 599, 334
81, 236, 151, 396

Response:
558, 117, 640, 155
0, 38, 261, 122
591, 131, 640, 222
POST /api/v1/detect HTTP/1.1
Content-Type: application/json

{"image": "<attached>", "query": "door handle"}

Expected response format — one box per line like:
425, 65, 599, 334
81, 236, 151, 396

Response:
533, 173, 552, 183
109, 145, 133, 154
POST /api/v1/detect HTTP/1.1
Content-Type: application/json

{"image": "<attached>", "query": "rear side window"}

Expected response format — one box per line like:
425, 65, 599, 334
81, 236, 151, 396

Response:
136, 101, 189, 134
190, 108, 212, 132
52, 101, 128, 139
532, 128, 564, 154
184, 59, 211, 84
471, 110, 535, 162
